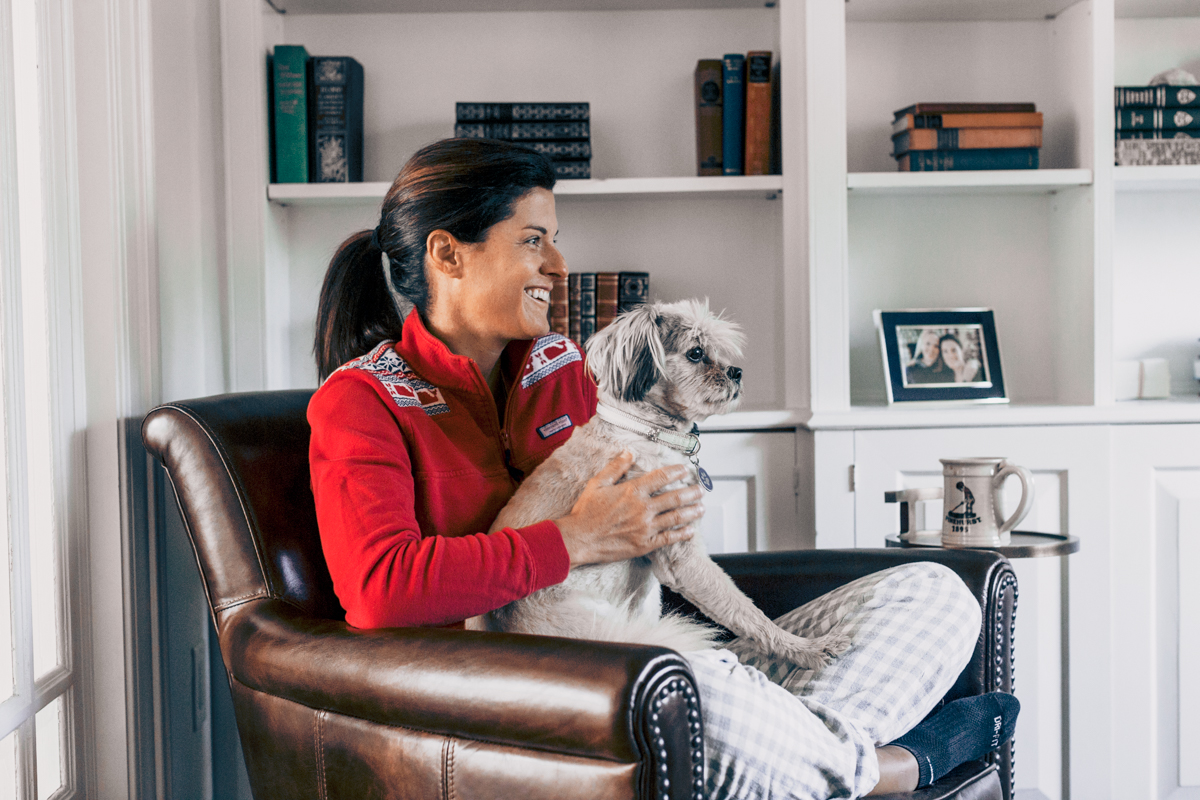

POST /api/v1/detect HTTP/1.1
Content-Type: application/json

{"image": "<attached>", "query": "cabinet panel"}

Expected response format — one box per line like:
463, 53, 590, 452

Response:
852, 425, 1112, 800
1110, 426, 1200, 800
695, 430, 799, 554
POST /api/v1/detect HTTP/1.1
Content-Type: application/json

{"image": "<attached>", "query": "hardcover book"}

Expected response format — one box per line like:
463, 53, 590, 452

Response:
1115, 86, 1200, 109
1116, 138, 1200, 165
596, 273, 619, 332
456, 102, 590, 121
1115, 130, 1196, 139
694, 59, 724, 176
898, 147, 1040, 171
1115, 108, 1200, 131
893, 111, 1044, 133
270, 45, 309, 183
550, 276, 569, 337
722, 53, 746, 175
525, 141, 592, 159
743, 51, 773, 176
578, 273, 597, 345
551, 160, 591, 180
892, 102, 1037, 119
308, 56, 364, 183
455, 121, 590, 140
568, 273, 581, 343
618, 271, 650, 314
892, 127, 1042, 156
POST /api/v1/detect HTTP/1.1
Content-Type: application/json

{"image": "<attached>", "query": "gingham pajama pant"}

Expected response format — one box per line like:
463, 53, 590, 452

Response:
684, 561, 982, 800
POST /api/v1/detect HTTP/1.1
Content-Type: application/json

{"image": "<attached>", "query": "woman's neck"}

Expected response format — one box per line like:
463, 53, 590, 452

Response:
423, 311, 507, 382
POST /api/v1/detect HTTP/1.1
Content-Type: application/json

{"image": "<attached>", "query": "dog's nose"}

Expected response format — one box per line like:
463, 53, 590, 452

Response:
727, 366, 742, 382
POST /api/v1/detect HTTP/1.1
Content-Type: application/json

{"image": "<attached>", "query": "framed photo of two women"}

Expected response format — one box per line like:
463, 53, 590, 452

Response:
875, 309, 1008, 405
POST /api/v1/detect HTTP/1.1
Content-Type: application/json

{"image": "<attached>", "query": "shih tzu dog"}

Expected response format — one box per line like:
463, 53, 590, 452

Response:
468, 299, 850, 670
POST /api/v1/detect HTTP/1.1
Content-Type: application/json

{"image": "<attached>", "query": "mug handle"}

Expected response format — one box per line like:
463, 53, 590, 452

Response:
993, 462, 1035, 535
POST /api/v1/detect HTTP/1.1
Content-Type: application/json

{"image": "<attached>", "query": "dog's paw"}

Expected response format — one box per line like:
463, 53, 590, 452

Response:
815, 630, 852, 658
772, 630, 852, 671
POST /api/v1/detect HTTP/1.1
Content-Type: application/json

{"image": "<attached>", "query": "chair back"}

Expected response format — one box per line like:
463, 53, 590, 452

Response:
141, 390, 342, 628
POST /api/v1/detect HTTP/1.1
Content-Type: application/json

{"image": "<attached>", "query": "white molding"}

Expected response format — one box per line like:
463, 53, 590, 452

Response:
846, 169, 1093, 194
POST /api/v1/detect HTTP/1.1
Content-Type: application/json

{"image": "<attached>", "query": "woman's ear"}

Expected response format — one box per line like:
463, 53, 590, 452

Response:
586, 303, 665, 403
426, 229, 465, 278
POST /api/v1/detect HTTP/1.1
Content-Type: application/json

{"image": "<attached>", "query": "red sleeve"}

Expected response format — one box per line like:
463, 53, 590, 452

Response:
308, 375, 570, 629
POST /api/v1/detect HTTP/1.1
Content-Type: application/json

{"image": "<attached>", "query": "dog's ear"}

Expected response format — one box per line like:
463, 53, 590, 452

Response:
585, 303, 666, 403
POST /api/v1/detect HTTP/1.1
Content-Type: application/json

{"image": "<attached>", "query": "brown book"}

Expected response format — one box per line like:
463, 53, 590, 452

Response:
743, 51, 773, 176
893, 102, 1037, 119
892, 111, 1044, 135
549, 276, 569, 336
694, 59, 723, 176
595, 273, 619, 331
892, 127, 1043, 155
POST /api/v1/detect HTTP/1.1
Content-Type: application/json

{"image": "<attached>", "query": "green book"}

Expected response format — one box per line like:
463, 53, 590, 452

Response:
271, 45, 309, 183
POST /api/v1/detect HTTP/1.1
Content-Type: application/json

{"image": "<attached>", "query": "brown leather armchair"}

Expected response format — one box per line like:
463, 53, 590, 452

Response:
142, 390, 1015, 800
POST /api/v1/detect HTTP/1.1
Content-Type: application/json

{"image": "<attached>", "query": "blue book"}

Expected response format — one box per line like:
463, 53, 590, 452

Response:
898, 148, 1040, 171
308, 56, 363, 182
722, 54, 745, 175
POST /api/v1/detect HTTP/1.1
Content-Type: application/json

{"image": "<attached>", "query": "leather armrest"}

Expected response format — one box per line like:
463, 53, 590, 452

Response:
220, 599, 696, 764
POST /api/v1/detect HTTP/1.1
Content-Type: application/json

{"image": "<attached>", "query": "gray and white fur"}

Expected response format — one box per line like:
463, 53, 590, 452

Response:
468, 299, 850, 670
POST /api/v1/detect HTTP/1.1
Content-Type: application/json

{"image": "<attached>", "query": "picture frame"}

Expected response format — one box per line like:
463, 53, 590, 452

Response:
874, 308, 1007, 405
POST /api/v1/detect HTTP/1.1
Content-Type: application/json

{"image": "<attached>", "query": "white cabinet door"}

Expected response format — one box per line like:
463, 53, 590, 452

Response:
694, 430, 800, 554
852, 426, 1113, 800
1109, 425, 1200, 800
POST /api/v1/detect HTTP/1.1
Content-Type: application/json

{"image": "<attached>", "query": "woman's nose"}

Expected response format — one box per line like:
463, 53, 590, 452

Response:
727, 366, 742, 382
543, 244, 568, 277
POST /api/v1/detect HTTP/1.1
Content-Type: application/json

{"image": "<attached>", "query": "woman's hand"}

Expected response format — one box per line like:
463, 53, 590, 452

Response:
554, 451, 704, 568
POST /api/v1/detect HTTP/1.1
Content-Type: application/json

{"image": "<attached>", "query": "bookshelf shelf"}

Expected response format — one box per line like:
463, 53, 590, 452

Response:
268, 175, 784, 206
1114, 164, 1200, 192
845, 0, 1079, 23
277, 0, 769, 14
846, 169, 1093, 195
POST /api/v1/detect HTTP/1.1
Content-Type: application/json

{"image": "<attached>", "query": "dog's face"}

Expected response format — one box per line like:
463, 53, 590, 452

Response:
585, 299, 746, 422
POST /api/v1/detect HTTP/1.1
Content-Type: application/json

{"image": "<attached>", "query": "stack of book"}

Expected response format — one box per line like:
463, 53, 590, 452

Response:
269, 45, 365, 183
694, 51, 780, 177
1114, 84, 1200, 166
890, 102, 1043, 172
455, 103, 592, 179
550, 272, 650, 346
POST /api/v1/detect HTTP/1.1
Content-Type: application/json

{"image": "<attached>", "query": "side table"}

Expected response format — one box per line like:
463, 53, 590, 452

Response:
884, 492, 1080, 800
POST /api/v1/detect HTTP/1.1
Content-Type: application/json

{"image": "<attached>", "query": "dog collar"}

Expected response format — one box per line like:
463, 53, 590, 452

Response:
594, 404, 713, 491
594, 404, 700, 455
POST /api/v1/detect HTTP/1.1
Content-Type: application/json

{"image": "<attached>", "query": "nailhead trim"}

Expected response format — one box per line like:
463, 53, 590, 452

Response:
991, 571, 1018, 800
648, 676, 705, 800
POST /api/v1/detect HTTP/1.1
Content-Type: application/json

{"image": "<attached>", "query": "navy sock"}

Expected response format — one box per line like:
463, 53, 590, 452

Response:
888, 692, 1020, 787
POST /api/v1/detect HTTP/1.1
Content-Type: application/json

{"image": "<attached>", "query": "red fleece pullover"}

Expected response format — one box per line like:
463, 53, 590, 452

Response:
307, 311, 597, 629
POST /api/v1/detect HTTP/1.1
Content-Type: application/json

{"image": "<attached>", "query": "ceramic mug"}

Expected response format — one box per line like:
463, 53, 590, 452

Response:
940, 457, 1034, 547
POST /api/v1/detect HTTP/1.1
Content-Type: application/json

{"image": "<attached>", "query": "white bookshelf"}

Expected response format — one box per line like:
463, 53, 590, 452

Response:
847, 168, 1093, 194
1114, 164, 1200, 190
267, 175, 785, 205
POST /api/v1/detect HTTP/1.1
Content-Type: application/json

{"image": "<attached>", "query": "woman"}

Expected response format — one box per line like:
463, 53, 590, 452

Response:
938, 333, 982, 383
308, 138, 1016, 799
904, 327, 944, 385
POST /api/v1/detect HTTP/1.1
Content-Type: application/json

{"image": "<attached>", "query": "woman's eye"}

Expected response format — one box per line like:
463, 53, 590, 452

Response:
686, 347, 705, 363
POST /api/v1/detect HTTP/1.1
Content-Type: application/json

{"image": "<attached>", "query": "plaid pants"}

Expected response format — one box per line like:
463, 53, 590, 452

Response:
684, 562, 982, 800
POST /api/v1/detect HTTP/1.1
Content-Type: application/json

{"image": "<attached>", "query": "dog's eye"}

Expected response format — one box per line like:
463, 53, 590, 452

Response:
686, 347, 705, 363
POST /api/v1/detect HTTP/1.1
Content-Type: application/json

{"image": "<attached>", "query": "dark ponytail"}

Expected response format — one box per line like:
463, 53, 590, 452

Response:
314, 138, 557, 381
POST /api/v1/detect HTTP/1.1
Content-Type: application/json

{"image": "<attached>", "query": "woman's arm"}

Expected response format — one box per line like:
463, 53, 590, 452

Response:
309, 377, 570, 629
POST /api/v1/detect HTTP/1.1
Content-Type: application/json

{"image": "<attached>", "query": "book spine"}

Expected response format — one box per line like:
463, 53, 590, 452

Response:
454, 121, 590, 140
743, 51, 772, 176
596, 273, 619, 331
271, 45, 309, 183
308, 56, 364, 183
695, 60, 723, 176
1116, 138, 1200, 165
1115, 108, 1200, 130
568, 273, 581, 343
455, 102, 590, 121
722, 54, 745, 175
893, 111, 1044, 133
769, 60, 782, 175
552, 160, 591, 180
899, 148, 1040, 171
892, 126, 1043, 155
578, 273, 597, 346
549, 276, 569, 336
617, 271, 650, 314
1115, 86, 1200, 109
1115, 130, 1198, 139
524, 140, 592, 159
